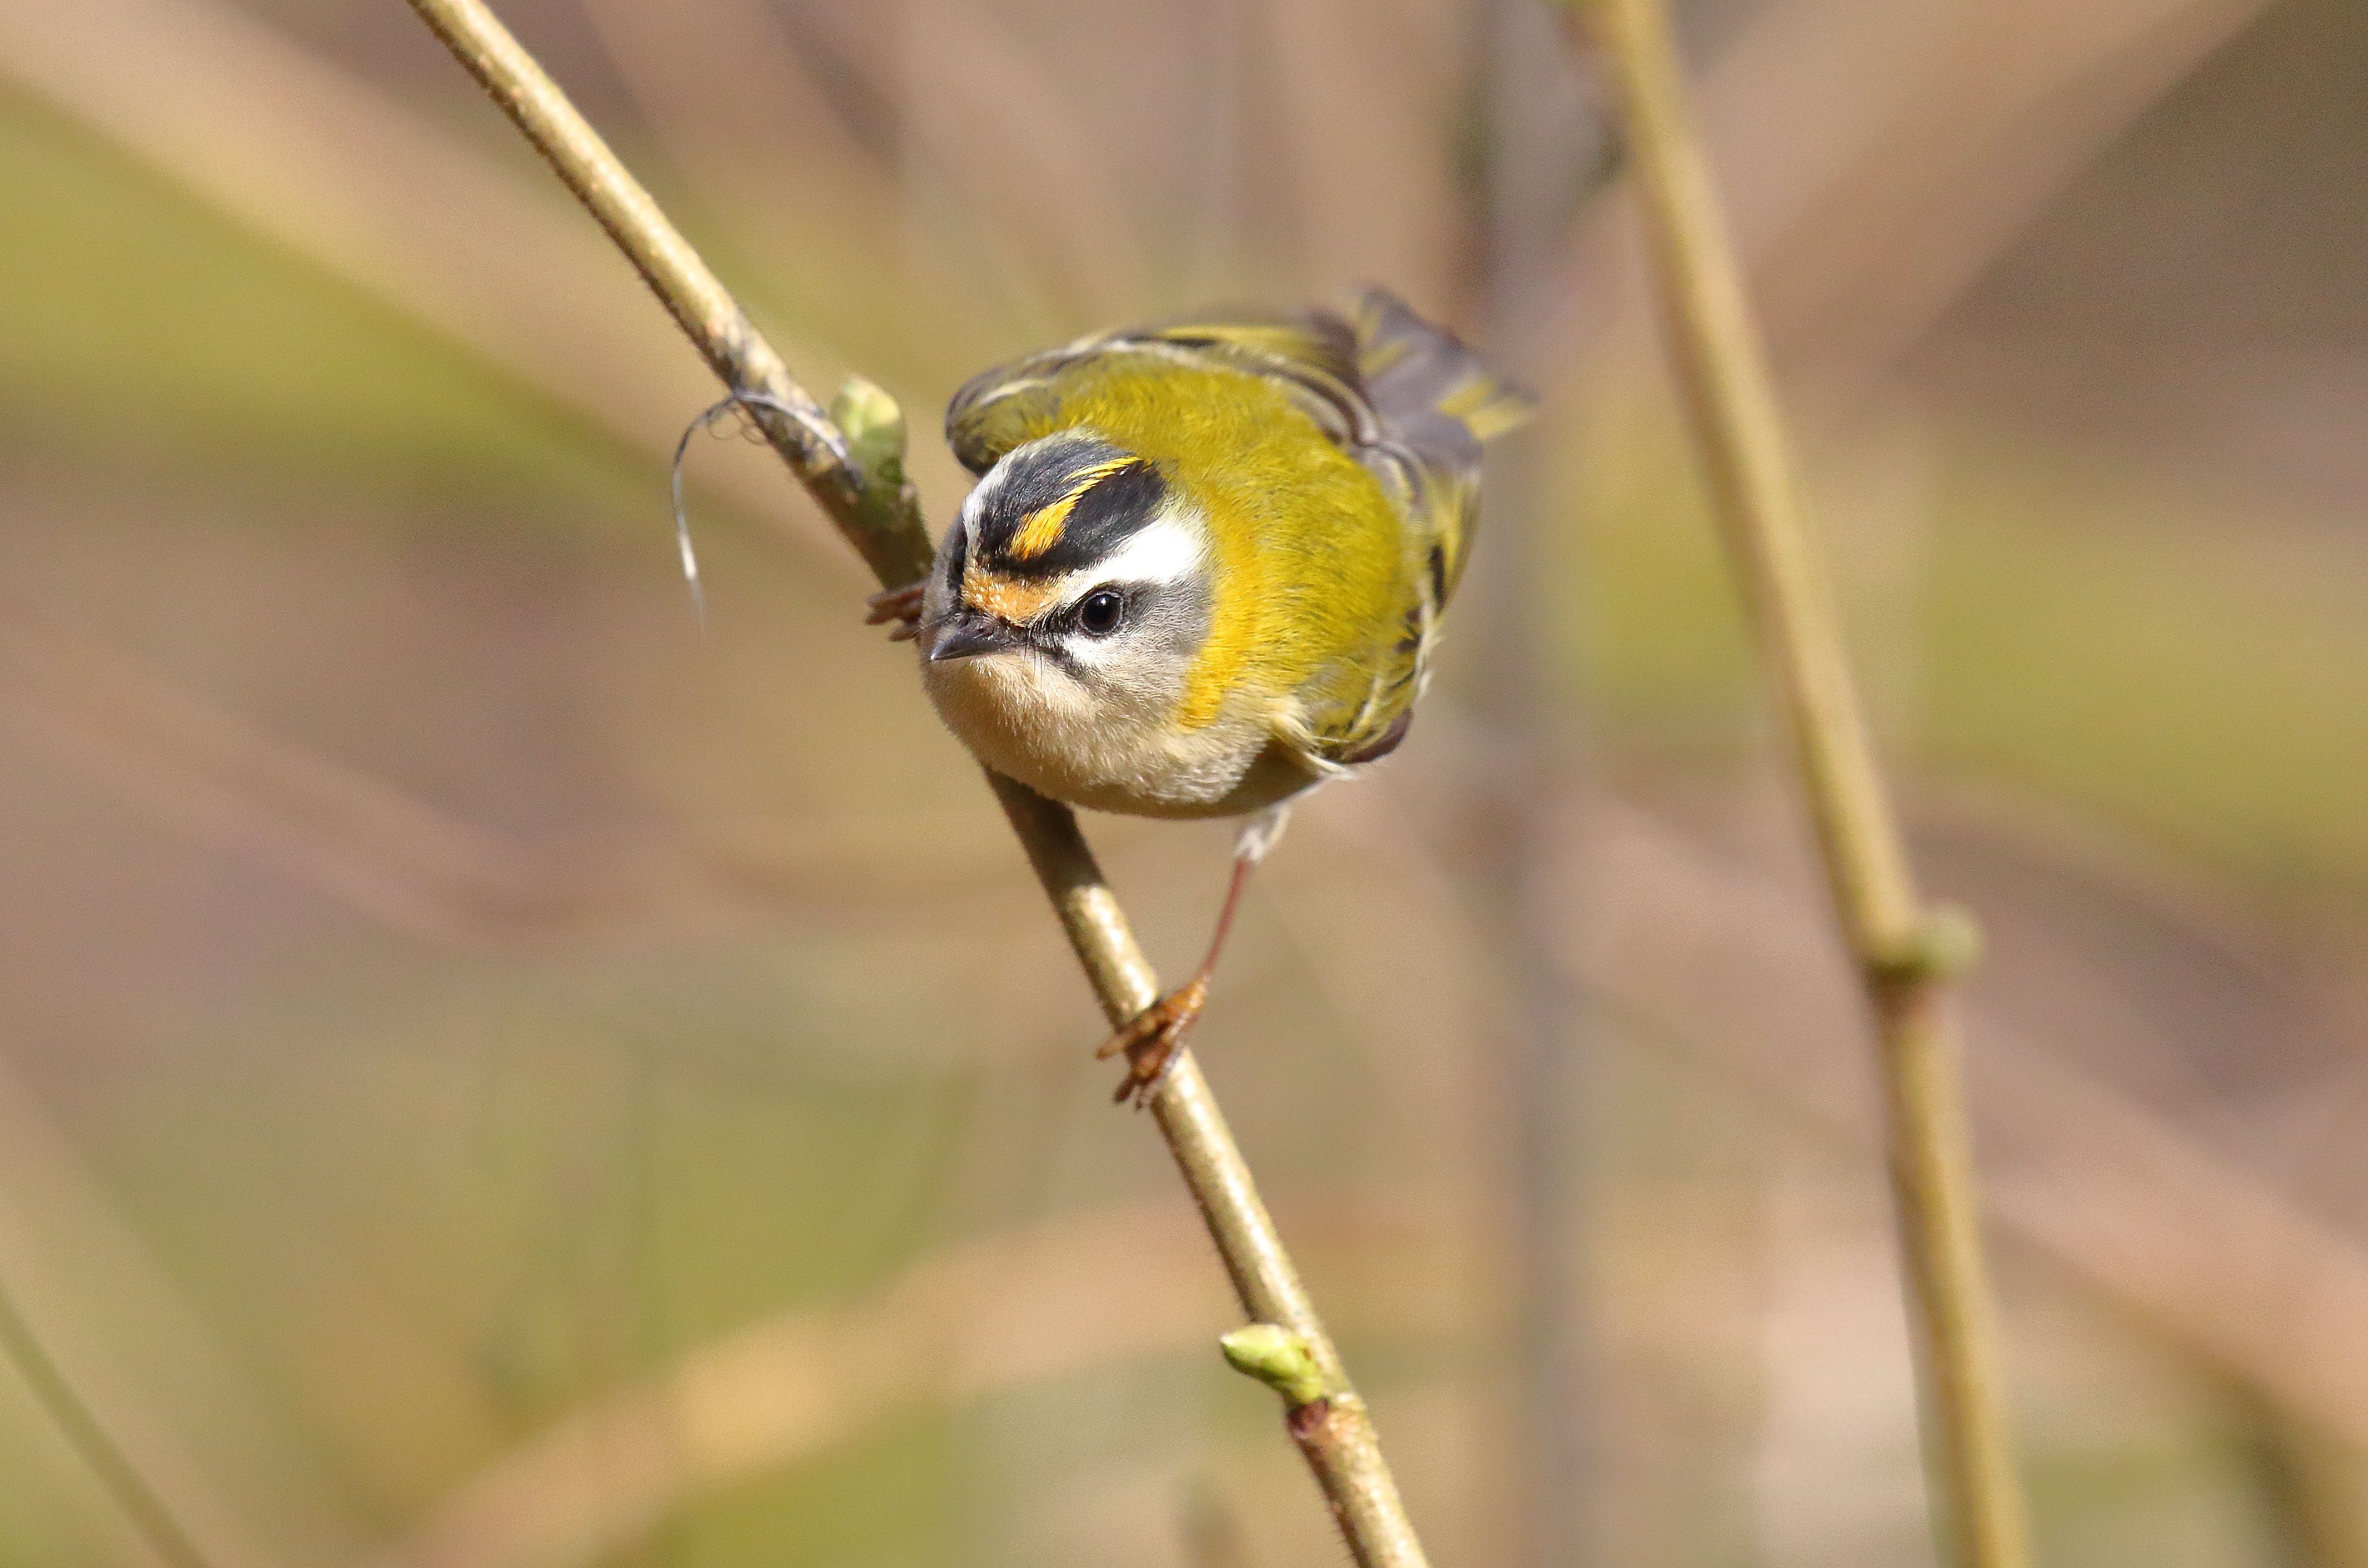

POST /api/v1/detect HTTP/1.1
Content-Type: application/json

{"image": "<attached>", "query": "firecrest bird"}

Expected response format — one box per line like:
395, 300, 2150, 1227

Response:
868, 289, 1532, 1103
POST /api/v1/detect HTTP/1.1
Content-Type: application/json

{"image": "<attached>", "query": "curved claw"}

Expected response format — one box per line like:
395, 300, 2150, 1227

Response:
865, 582, 927, 641
1095, 978, 1209, 1108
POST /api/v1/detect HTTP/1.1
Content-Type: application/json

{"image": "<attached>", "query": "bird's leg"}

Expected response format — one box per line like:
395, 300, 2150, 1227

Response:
1098, 806, 1289, 1108
864, 582, 927, 641
1096, 855, 1249, 1106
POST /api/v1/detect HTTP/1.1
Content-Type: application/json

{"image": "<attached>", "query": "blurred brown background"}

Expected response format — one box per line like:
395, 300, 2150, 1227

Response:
1, 0, 2365, 1564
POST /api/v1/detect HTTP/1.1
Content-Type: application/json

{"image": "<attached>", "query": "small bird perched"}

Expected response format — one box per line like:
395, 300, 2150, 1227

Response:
870, 290, 1531, 1103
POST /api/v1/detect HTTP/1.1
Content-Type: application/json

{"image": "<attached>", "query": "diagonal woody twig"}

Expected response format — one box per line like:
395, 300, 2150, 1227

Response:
398, 2, 1428, 1564
1563, 1, 2035, 1564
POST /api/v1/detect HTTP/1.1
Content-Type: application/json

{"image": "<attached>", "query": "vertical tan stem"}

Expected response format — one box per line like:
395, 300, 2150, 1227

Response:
1566, 1, 2035, 1564
399, 2, 1427, 1562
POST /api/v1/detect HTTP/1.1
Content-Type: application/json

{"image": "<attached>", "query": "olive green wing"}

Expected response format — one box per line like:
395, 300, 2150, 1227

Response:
943, 347, 1084, 477
1292, 290, 1535, 767
943, 307, 1373, 477
1342, 288, 1534, 608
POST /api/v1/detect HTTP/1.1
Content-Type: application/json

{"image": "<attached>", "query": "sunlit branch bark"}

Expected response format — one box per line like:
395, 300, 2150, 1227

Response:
399, 2, 1431, 1562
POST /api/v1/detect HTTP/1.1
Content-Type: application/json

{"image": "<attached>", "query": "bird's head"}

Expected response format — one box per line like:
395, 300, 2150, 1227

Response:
918, 431, 1214, 734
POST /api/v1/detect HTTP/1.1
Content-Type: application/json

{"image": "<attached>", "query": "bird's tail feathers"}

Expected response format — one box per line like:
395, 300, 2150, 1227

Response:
1350, 288, 1536, 465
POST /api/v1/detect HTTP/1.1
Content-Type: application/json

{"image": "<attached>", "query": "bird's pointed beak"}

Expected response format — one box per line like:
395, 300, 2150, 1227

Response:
927, 611, 1021, 662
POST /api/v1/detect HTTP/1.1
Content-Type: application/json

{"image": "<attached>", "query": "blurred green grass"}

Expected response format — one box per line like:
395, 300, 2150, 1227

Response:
0, 96, 634, 514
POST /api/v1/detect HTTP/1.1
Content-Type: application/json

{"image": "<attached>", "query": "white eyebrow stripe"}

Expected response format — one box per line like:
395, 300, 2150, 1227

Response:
957, 467, 1000, 548
1044, 514, 1206, 608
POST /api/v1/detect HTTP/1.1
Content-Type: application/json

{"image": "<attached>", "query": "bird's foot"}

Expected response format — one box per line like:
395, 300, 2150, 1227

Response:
1094, 978, 1209, 1108
864, 583, 927, 641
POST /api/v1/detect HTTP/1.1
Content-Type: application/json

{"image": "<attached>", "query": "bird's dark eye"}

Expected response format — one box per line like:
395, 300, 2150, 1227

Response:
1078, 588, 1125, 636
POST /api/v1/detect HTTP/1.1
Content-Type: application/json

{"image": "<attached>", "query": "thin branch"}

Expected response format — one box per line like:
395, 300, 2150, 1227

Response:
397, 2, 1430, 1563
1563, 2, 2035, 1566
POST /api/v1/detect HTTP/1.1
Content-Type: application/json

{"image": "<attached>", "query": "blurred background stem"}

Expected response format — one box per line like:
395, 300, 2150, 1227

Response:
0, 1275, 213, 1568
1463, 2, 1615, 1562
1562, 0, 2036, 1564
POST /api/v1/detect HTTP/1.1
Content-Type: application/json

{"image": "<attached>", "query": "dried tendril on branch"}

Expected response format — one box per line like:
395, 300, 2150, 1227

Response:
666, 391, 854, 626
